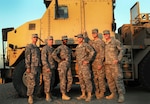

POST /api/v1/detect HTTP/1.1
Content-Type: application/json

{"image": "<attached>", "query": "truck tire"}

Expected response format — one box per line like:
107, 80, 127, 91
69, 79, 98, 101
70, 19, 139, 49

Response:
12, 60, 44, 97
12, 60, 27, 97
139, 52, 150, 91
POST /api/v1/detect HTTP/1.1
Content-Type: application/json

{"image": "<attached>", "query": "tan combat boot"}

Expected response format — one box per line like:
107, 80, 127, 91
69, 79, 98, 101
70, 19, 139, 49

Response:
85, 92, 92, 102
28, 95, 33, 104
118, 94, 125, 103
45, 93, 52, 102
105, 92, 116, 100
76, 91, 86, 100
62, 93, 71, 100
98, 92, 104, 99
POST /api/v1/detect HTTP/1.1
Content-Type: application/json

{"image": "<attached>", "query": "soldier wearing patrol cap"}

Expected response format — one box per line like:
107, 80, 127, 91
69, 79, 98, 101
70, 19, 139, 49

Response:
41, 36, 56, 102
89, 28, 106, 99
103, 30, 125, 103
32, 33, 38, 38
52, 35, 73, 100
25, 33, 41, 104
75, 34, 95, 102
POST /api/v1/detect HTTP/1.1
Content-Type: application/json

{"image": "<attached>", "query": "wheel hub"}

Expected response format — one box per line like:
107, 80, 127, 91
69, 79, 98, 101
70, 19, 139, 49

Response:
22, 72, 28, 87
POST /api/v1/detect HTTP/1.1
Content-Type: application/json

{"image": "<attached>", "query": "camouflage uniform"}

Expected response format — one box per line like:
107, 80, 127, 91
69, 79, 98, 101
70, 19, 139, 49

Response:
52, 44, 73, 94
104, 38, 125, 95
41, 45, 56, 93
25, 43, 41, 96
89, 38, 106, 94
76, 42, 94, 93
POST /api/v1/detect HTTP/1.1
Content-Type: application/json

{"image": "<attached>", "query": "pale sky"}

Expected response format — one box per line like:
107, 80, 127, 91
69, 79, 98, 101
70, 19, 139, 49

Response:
0, 0, 150, 68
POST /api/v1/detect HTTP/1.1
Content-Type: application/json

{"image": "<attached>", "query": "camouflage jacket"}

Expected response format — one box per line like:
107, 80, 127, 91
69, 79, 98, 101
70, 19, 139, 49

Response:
104, 38, 124, 64
89, 38, 105, 66
25, 44, 41, 69
76, 42, 95, 65
41, 45, 56, 70
52, 44, 71, 63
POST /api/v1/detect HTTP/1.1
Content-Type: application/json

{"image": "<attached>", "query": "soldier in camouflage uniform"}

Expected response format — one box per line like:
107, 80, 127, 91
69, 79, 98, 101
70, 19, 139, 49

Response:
52, 36, 73, 100
41, 36, 56, 102
25, 34, 41, 104
75, 34, 95, 102
88, 29, 105, 99
103, 30, 125, 103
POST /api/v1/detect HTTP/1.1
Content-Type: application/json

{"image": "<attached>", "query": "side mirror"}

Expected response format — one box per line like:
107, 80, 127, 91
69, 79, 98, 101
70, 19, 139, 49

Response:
2, 27, 14, 41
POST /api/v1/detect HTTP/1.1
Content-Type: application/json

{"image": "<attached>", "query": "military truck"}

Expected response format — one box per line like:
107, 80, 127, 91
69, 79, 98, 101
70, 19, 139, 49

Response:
118, 2, 150, 90
1, 0, 116, 97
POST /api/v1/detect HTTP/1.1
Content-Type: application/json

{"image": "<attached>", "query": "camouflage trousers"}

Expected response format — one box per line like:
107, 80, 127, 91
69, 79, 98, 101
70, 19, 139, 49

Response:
92, 63, 106, 93
105, 64, 125, 94
58, 61, 73, 94
42, 67, 55, 93
26, 66, 41, 96
78, 63, 92, 93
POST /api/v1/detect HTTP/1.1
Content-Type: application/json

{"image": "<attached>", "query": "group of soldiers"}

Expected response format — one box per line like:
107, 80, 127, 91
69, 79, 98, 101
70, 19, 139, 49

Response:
25, 28, 125, 104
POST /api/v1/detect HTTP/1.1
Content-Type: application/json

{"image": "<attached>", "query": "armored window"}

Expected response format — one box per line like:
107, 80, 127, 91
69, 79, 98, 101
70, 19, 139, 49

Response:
29, 23, 36, 30
55, 6, 68, 19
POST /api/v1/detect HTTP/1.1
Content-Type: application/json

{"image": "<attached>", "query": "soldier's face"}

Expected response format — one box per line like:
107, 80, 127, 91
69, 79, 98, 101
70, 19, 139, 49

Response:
47, 39, 53, 46
62, 39, 68, 45
32, 37, 38, 43
104, 34, 110, 40
92, 33, 98, 38
77, 37, 83, 44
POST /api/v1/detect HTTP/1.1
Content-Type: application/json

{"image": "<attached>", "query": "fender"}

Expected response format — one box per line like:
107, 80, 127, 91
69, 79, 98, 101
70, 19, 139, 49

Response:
9, 48, 25, 66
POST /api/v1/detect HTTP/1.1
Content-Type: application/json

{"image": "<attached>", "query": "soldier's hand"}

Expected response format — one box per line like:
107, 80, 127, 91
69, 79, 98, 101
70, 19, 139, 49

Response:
113, 60, 119, 64
98, 65, 102, 70
82, 60, 89, 65
83, 31, 88, 37
46, 68, 51, 72
26, 69, 31, 73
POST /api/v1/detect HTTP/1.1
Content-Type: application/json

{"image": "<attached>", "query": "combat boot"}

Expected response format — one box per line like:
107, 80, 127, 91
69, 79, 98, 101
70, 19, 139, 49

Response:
85, 92, 92, 102
45, 93, 52, 102
77, 91, 86, 100
98, 92, 104, 99
105, 92, 116, 100
28, 95, 33, 104
118, 94, 125, 103
62, 93, 71, 100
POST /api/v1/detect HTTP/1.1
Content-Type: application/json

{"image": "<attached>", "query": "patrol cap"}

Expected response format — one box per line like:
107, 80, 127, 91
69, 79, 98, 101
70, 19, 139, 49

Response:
62, 35, 68, 40
75, 34, 84, 38
32, 34, 38, 38
47, 36, 53, 40
103, 30, 110, 34
92, 28, 98, 34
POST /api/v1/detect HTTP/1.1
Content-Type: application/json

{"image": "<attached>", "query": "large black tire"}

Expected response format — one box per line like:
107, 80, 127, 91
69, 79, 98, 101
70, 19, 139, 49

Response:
12, 60, 27, 97
12, 60, 44, 97
139, 52, 150, 91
